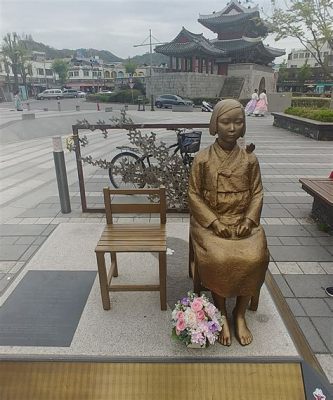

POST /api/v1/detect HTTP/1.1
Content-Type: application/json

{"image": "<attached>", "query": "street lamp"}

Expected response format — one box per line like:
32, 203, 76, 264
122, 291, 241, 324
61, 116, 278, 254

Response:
133, 29, 165, 111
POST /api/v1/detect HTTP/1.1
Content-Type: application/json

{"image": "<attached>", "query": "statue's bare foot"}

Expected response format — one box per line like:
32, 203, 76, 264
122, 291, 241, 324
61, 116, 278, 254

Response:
233, 311, 253, 346
218, 317, 231, 346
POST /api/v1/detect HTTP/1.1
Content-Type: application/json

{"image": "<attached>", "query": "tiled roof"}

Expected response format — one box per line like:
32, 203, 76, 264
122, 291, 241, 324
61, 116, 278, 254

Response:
213, 38, 285, 57
198, 10, 260, 29
199, 1, 259, 19
155, 27, 226, 57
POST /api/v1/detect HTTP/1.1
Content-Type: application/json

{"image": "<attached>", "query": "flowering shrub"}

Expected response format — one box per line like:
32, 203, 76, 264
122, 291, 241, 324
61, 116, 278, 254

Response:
171, 292, 224, 347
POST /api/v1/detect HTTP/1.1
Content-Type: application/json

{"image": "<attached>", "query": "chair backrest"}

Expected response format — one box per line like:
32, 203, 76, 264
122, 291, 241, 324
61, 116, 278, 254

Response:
103, 186, 166, 225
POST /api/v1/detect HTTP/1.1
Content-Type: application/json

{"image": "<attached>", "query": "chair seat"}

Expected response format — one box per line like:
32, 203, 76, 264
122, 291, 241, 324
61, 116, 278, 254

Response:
96, 187, 167, 311
96, 224, 167, 253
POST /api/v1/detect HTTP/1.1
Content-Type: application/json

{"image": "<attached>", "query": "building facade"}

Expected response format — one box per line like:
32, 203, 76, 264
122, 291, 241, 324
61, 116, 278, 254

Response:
0, 51, 151, 100
66, 56, 149, 93
287, 41, 333, 69
0, 51, 59, 101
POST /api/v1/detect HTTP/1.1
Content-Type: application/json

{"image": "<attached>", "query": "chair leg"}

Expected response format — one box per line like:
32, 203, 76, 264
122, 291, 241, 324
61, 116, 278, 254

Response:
188, 234, 194, 278
96, 251, 111, 310
111, 252, 118, 277
193, 257, 201, 296
159, 251, 167, 311
249, 290, 260, 311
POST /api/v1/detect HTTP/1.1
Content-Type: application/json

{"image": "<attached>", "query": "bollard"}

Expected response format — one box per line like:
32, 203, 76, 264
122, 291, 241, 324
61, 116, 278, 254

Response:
27, 102, 30, 111
76, 105, 80, 111
97, 102, 100, 111
57, 101, 61, 112
52, 136, 71, 214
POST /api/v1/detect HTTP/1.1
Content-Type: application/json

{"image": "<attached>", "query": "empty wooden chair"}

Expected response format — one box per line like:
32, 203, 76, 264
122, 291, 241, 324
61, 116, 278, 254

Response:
95, 186, 167, 311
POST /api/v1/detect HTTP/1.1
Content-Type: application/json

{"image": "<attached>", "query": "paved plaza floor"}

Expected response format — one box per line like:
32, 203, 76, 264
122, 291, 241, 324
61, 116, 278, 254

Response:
0, 107, 332, 388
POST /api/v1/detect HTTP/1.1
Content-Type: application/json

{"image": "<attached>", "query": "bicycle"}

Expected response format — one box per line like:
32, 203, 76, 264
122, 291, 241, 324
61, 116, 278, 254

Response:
108, 128, 202, 189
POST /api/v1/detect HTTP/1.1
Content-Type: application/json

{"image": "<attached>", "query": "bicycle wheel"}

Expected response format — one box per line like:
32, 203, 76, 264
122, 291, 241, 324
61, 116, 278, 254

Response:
109, 152, 146, 188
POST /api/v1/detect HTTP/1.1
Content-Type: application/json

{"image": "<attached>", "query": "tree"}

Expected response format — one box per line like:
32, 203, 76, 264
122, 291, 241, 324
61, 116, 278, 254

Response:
298, 62, 312, 82
124, 58, 137, 76
16, 39, 30, 91
277, 60, 289, 82
269, 0, 333, 79
52, 59, 69, 86
1, 32, 29, 91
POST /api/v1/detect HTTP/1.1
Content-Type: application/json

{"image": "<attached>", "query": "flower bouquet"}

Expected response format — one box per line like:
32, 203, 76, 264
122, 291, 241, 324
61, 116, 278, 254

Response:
171, 292, 224, 348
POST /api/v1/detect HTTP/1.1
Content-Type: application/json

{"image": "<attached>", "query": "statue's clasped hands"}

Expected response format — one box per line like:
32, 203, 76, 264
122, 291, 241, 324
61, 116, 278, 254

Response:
236, 218, 254, 237
211, 218, 254, 238
211, 220, 232, 238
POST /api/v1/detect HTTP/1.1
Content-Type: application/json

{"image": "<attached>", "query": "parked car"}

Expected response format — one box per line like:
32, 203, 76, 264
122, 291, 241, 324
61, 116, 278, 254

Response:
155, 94, 194, 108
77, 91, 87, 98
62, 89, 78, 98
36, 89, 63, 100
98, 90, 113, 94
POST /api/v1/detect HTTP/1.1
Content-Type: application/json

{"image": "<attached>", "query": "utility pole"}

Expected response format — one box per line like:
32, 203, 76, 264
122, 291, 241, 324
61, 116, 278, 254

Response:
133, 29, 165, 111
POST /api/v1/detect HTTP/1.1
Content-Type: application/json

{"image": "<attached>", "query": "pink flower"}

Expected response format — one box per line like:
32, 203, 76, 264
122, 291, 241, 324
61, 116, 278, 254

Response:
176, 319, 186, 332
196, 310, 205, 321
176, 311, 185, 321
191, 298, 203, 312
205, 303, 217, 318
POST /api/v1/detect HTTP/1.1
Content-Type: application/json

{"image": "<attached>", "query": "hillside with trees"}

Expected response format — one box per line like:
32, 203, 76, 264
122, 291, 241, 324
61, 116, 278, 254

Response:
16, 36, 123, 62
11, 36, 169, 66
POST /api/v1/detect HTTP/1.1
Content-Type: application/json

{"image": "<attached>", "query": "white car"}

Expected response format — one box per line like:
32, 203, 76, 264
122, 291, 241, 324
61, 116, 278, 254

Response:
99, 90, 113, 94
77, 91, 87, 98
36, 89, 63, 100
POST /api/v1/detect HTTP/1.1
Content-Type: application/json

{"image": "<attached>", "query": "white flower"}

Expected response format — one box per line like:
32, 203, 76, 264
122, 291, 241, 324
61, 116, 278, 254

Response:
184, 309, 197, 328
171, 309, 178, 320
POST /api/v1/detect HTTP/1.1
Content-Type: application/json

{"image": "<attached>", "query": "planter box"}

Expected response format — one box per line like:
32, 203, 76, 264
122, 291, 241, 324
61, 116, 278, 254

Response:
271, 112, 333, 141
22, 113, 35, 120
172, 105, 194, 112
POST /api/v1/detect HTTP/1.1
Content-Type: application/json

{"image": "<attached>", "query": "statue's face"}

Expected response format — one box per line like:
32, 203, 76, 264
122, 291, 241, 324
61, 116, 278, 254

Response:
217, 108, 244, 146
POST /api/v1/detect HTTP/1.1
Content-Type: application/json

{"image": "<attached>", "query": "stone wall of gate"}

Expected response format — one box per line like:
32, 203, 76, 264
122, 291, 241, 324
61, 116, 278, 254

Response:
228, 64, 277, 99
146, 64, 277, 100
146, 72, 225, 99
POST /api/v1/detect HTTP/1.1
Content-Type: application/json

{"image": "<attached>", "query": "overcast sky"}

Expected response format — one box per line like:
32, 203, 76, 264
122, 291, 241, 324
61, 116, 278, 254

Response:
0, 0, 300, 62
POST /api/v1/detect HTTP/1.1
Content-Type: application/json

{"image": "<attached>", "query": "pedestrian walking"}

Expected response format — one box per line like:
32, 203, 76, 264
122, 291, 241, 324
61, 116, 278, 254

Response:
244, 89, 258, 116
14, 91, 23, 111
253, 89, 268, 117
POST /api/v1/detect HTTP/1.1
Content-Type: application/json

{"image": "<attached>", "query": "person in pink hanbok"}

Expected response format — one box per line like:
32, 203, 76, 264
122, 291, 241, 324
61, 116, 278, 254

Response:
244, 89, 258, 116
254, 89, 268, 117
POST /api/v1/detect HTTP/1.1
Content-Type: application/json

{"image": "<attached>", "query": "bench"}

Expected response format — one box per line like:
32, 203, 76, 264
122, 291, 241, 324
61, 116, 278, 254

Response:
299, 178, 333, 229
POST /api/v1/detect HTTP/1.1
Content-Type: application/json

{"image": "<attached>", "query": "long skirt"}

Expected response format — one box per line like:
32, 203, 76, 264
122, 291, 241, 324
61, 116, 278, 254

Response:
245, 99, 257, 114
191, 218, 269, 298
254, 99, 268, 115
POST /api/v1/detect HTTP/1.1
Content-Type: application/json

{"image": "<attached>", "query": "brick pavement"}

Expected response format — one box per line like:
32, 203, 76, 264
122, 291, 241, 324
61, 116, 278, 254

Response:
0, 110, 332, 383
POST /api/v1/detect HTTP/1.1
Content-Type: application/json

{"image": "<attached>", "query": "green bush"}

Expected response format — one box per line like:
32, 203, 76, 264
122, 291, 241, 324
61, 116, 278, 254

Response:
86, 93, 113, 103
86, 89, 144, 104
292, 92, 331, 98
291, 97, 330, 109
285, 107, 333, 122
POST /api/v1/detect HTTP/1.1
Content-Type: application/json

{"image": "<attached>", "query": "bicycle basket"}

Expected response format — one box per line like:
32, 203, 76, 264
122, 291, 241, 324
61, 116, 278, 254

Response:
179, 131, 202, 153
